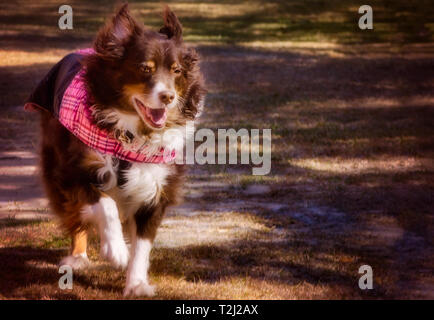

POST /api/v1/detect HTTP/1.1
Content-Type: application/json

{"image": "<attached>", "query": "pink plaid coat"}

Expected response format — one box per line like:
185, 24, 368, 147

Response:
25, 49, 176, 164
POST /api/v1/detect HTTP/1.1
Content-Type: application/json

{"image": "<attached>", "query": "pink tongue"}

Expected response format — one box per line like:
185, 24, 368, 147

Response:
150, 108, 166, 123
151, 109, 166, 122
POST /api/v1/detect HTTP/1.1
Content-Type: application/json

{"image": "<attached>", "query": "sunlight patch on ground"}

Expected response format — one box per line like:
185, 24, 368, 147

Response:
0, 50, 66, 67
137, 2, 278, 19
240, 40, 340, 49
0, 151, 37, 159
288, 157, 431, 174
0, 164, 37, 175
155, 211, 276, 248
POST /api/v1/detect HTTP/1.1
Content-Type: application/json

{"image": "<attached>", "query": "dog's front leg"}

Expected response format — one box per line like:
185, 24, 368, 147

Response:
82, 195, 129, 269
124, 205, 165, 297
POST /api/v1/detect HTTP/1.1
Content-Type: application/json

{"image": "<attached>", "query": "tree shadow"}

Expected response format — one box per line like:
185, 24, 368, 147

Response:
0, 0, 432, 300
0, 246, 81, 299
149, 238, 390, 299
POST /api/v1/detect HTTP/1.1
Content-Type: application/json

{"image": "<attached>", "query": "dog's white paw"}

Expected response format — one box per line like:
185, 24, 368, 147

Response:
123, 281, 156, 298
59, 253, 90, 270
100, 236, 129, 269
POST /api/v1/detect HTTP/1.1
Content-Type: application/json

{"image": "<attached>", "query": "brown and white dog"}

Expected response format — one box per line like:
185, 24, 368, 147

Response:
38, 4, 205, 297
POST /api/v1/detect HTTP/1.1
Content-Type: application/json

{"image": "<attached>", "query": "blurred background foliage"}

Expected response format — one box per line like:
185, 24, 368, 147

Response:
0, 0, 433, 48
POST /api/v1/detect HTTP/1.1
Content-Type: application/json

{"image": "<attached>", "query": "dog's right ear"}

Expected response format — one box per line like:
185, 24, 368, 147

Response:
94, 3, 140, 59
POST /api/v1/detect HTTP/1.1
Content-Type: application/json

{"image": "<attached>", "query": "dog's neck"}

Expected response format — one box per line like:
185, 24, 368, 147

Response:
91, 104, 186, 158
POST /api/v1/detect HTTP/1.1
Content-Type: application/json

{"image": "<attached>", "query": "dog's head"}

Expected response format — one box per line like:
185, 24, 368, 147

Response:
86, 4, 205, 137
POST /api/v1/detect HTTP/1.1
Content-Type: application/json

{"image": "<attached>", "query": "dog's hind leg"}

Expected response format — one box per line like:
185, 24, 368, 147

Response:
72, 229, 88, 256
59, 229, 91, 270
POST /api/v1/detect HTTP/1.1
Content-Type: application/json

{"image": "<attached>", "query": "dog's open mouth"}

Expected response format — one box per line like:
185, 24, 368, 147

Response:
133, 98, 167, 129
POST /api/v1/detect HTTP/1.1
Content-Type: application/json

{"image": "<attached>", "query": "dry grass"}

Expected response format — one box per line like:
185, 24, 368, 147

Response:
0, 0, 433, 299
0, 217, 367, 299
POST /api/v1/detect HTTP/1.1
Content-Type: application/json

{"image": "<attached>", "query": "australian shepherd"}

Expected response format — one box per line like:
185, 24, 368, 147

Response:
34, 4, 205, 297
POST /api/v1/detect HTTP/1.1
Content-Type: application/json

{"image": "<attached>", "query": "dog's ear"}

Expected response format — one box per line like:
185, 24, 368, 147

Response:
182, 80, 206, 120
159, 6, 182, 42
183, 47, 199, 68
94, 3, 140, 59
180, 47, 206, 119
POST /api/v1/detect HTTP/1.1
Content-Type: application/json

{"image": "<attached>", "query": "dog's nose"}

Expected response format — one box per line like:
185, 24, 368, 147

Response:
159, 91, 175, 105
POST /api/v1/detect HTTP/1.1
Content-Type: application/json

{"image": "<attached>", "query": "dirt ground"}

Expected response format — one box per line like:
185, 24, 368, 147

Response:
0, 1, 433, 299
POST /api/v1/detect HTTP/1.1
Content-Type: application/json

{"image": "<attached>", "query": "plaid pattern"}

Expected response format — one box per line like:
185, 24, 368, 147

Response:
58, 52, 176, 164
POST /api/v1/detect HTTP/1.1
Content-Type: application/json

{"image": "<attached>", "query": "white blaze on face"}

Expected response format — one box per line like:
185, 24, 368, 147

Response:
130, 79, 178, 129
151, 81, 177, 109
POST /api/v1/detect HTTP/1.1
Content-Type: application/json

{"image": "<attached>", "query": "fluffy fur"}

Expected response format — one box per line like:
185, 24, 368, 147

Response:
39, 4, 205, 297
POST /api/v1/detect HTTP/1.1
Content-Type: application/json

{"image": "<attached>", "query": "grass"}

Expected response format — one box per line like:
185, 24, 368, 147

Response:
0, 216, 369, 299
0, 0, 433, 299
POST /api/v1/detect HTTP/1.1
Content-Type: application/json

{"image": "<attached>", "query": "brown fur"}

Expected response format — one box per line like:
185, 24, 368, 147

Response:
39, 4, 205, 250
39, 111, 101, 234
85, 4, 205, 137
71, 229, 88, 256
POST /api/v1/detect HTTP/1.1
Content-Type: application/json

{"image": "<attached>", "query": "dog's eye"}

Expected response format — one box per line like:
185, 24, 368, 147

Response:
141, 66, 152, 73
171, 63, 181, 75
140, 61, 155, 74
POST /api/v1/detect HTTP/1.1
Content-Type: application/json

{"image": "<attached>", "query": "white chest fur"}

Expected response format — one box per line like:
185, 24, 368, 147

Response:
91, 122, 185, 217
120, 162, 173, 206
95, 153, 174, 218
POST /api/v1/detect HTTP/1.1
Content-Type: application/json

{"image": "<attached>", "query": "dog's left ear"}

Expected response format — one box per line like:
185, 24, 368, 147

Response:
180, 48, 206, 119
159, 6, 182, 42
182, 81, 206, 119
